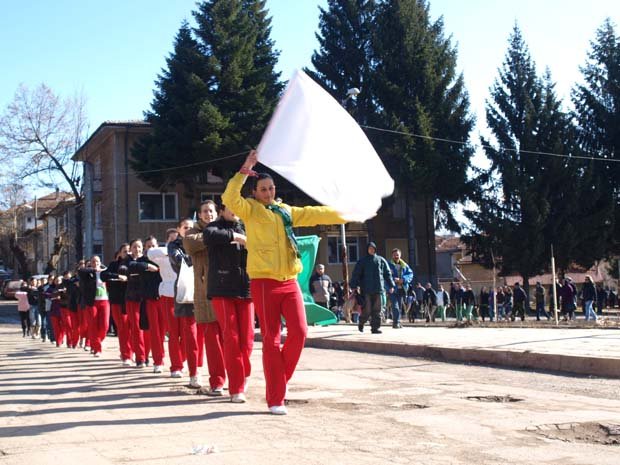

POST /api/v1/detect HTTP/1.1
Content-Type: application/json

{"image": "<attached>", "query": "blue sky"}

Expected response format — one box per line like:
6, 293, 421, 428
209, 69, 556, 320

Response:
1, 0, 618, 158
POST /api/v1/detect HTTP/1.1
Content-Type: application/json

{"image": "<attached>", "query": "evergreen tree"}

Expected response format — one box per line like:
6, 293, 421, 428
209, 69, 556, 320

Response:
307, 0, 377, 124
131, 22, 210, 198
465, 26, 578, 291
572, 19, 619, 254
132, 1, 282, 207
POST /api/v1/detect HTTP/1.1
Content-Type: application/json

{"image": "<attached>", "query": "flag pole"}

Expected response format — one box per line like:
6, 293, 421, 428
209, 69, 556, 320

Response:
551, 245, 559, 325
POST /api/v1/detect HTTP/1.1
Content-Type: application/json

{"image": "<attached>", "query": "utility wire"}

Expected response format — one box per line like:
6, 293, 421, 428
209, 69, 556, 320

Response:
360, 124, 620, 163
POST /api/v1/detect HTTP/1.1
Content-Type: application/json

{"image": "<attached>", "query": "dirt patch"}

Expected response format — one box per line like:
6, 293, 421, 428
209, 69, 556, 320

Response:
528, 422, 620, 445
465, 395, 523, 403
323, 402, 367, 411
285, 398, 310, 406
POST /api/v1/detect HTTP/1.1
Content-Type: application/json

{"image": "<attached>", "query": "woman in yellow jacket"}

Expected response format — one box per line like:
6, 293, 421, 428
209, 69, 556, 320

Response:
222, 150, 346, 415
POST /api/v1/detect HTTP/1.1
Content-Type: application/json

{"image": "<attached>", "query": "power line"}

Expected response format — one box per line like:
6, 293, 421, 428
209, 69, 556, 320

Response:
360, 124, 620, 163
122, 150, 248, 175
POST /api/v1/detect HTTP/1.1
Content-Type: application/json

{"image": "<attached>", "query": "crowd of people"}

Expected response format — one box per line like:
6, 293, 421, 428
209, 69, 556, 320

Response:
309, 245, 619, 328
14, 150, 347, 416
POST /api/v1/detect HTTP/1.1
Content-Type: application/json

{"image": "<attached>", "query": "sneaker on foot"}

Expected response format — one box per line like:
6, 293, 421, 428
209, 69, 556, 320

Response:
189, 376, 202, 388
153, 365, 164, 374
231, 393, 247, 403
84, 346, 91, 352
121, 359, 132, 367
136, 361, 146, 368
94, 352, 101, 358
170, 370, 183, 378
358, 322, 364, 333
371, 329, 382, 334
269, 405, 288, 415
205, 386, 224, 397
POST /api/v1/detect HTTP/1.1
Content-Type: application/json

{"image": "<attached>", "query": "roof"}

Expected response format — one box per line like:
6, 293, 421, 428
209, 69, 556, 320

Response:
435, 235, 465, 252
72, 120, 151, 161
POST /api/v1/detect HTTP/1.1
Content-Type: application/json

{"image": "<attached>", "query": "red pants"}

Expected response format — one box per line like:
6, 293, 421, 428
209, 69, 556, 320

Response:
78, 307, 90, 346
87, 300, 110, 354
61, 308, 79, 348
111, 303, 132, 361
180, 316, 199, 376
251, 279, 307, 407
197, 321, 226, 389
50, 314, 65, 347
161, 296, 185, 372
146, 299, 167, 366
126, 300, 151, 363
212, 297, 254, 395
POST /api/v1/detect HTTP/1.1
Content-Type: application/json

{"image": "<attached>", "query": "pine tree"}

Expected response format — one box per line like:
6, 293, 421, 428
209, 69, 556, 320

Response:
131, 22, 210, 200
132, 1, 282, 207
572, 19, 619, 255
307, 0, 377, 124
465, 26, 577, 292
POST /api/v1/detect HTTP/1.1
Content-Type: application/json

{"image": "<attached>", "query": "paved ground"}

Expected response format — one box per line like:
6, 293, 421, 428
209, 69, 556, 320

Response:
1, 300, 620, 464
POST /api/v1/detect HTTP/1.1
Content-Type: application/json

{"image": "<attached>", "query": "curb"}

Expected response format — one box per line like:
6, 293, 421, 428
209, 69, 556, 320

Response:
302, 337, 620, 378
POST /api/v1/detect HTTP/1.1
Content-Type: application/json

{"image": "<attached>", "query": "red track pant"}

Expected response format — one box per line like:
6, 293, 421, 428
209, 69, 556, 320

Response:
87, 300, 110, 354
50, 314, 65, 347
161, 296, 185, 372
146, 299, 167, 366
78, 307, 90, 347
61, 307, 79, 348
212, 297, 254, 395
197, 321, 226, 389
251, 279, 307, 407
111, 303, 132, 361
126, 300, 151, 364
179, 316, 199, 376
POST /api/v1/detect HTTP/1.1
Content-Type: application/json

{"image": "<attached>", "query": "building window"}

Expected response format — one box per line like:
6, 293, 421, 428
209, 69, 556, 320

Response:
327, 236, 360, 264
138, 193, 178, 222
200, 192, 222, 206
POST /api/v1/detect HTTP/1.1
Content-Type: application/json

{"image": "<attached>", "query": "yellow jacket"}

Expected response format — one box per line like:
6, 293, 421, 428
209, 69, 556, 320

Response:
222, 172, 346, 281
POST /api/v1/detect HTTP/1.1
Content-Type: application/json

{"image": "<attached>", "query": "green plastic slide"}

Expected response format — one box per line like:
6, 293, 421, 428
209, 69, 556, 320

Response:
296, 235, 338, 326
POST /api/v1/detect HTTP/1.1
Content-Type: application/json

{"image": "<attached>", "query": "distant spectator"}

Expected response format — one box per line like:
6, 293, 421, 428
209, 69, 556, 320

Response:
560, 277, 577, 321
512, 283, 527, 321
582, 275, 598, 322
388, 248, 413, 328
423, 282, 438, 323
479, 286, 490, 322
309, 264, 333, 308
436, 284, 450, 322
535, 281, 550, 321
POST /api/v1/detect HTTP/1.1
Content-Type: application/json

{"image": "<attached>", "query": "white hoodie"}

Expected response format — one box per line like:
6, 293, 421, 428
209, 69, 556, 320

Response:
147, 246, 176, 298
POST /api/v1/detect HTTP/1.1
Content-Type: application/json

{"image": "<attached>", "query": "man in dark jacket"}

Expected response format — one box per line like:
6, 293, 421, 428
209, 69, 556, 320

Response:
350, 242, 395, 334
423, 283, 438, 323
512, 282, 527, 321
535, 282, 550, 321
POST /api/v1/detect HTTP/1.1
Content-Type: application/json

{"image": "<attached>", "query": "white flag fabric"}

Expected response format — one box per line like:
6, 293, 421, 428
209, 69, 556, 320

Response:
256, 70, 394, 222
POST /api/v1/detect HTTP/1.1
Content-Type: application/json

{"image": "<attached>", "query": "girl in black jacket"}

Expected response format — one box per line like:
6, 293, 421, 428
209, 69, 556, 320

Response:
123, 239, 159, 368
102, 244, 132, 365
203, 205, 253, 403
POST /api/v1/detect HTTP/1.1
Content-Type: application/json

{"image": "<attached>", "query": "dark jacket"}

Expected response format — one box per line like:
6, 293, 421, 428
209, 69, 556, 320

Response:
203, 218, 251, 299
26, 285, 39, 306
513, 286, 527, 305
56, 281, 70, 308
582, 281, 597, 301
423, 287, 437, 306
535, 285, 545, 305
463, 289, 476, 306
101, 259, 128, 305
37, 285, 47, 312
67, 276, 80, 311
167, 238, 194, 318
350, 253, 395, 295
78, 267, 98, 307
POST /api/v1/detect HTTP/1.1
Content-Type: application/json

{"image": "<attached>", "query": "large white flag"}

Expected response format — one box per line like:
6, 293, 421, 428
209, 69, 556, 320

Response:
256, 70, 394, 222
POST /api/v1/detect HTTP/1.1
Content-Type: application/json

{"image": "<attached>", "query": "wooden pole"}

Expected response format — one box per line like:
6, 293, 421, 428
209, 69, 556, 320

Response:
551, 245, 559, 325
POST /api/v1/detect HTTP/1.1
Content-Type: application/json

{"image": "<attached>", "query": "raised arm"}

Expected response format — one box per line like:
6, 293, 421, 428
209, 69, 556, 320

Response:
221, 150, 257, 222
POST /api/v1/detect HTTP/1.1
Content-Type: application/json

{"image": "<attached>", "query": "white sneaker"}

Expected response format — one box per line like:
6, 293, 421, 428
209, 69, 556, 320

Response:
84, 346, 90, 352
231, 393, 246, 403
206, 386, 224, 397
94, 352, 101, 358
153, 365, 164, 374
121, 359, 132, 367
189, 376, 202, 388
269, 405, 288, 415
170, 370, 183, 378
